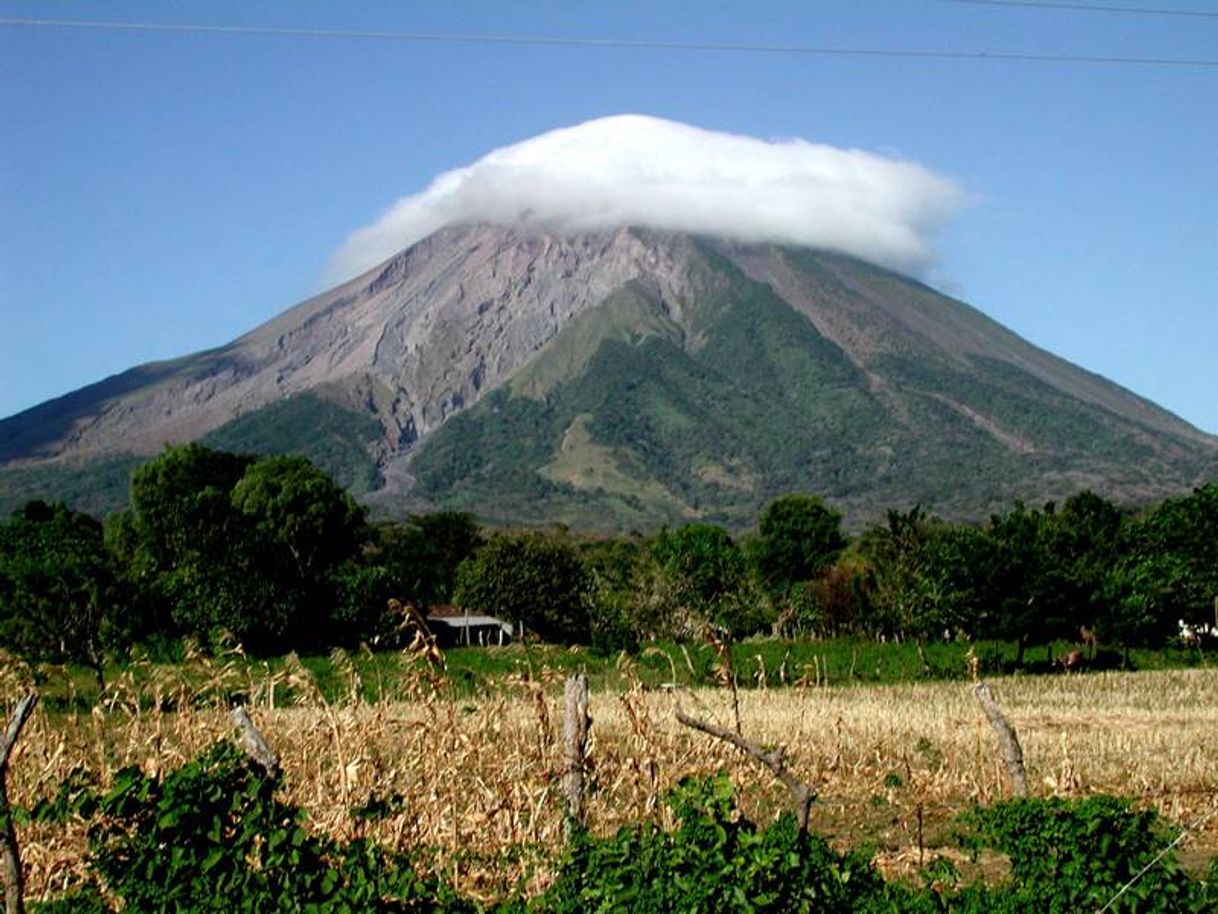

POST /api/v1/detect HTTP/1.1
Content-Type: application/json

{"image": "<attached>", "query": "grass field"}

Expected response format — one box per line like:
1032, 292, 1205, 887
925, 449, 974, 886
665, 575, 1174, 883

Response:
4, 647, 1216, 905
17, 635, 1216, 712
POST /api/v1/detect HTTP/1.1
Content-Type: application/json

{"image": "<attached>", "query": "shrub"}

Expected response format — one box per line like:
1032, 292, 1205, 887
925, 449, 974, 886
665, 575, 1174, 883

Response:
30, 742, 478, 913
955, 795, 1209, 913
536, 773, 889, 913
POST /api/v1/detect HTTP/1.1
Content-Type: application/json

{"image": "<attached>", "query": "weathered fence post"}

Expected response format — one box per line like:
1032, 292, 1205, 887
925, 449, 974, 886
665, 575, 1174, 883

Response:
973, 682, 1028, 798
230, 705, 280, 778
562, 674, 591, 838
1, 693, 38, 914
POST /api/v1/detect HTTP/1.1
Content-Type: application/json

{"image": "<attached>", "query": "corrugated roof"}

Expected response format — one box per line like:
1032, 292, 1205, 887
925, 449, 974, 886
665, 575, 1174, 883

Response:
429, 615, 509, 629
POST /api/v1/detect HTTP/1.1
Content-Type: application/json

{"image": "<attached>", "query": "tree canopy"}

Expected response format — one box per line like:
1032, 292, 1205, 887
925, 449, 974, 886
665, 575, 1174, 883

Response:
454, 533, 591, 643
0, 500, 116, 682
753, 494, 847, 603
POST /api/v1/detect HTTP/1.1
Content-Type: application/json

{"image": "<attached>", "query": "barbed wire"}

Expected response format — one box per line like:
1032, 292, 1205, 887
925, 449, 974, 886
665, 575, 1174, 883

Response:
1094, 799, 1218, 913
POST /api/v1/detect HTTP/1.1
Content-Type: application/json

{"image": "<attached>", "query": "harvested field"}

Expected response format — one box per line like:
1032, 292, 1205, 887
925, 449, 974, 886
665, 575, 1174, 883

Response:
5, 658, 1217, 903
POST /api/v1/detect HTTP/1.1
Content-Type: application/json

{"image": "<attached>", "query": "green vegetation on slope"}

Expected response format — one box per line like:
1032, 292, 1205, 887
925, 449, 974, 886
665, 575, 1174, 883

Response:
413, 241, 1212, 529
202, 392, 383, 494
0, 455, 145, 518
510, 280, 684, 398
413, 244, 896, 529
0, 394, 383, 516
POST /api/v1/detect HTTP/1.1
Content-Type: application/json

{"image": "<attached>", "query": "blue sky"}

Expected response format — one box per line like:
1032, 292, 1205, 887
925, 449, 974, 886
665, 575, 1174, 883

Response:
2, 0, 1215, 433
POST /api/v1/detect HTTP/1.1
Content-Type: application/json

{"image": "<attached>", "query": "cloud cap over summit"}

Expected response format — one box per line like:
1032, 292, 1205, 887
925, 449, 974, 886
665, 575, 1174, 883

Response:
328, 115, 965, 282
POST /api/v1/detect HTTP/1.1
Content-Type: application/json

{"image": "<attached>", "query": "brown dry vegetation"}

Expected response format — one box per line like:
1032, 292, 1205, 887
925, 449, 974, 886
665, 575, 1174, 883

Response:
3, 649, 1217, 905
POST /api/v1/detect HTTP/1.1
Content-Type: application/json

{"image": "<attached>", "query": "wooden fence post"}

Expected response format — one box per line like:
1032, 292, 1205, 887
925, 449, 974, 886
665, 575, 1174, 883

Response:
973, 682, 1028, 798
230, 705, 280, 778
562, 674, 590, 838
1, 693, 38, 914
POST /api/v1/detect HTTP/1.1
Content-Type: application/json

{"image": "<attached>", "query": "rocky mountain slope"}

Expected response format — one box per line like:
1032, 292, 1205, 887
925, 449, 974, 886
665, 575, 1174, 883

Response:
2, 224, 1214, 526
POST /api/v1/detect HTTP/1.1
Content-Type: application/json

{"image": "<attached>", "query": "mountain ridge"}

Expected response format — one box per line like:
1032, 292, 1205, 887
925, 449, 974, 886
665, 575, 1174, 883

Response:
2, 224, 1214, 526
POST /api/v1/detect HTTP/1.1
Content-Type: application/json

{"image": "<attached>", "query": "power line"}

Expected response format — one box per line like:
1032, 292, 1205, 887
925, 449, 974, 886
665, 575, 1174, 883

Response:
951, 0, 1218, 17
2, 17, 1217, 68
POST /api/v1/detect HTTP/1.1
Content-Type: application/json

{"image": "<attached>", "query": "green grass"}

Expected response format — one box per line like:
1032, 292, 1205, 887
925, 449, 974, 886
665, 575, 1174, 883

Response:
20, 636, 1215, 715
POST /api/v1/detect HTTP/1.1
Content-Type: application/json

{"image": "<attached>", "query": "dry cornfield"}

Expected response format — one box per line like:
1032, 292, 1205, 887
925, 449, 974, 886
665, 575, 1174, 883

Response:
3, 650, 1217, 904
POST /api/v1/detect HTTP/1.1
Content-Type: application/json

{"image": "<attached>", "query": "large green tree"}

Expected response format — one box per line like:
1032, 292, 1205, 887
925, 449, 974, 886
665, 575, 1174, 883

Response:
126, 445, 370, 653
1047, 491, 1126, 628
752, 494, 847, 604
858, 507, 979, 641
652, 524, 768, 637
0, 500, 118, 685
230, 454, 367, 581
582, 538, 684, 649
128, 443, 255, 571
375, 511, 485, 609
1098, 483, 1217, 658
454, 533, 591, 643
982, 503, 1067, 663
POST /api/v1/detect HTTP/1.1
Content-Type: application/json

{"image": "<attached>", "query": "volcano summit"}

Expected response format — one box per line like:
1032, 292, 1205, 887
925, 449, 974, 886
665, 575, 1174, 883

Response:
2, 221, 1214, 528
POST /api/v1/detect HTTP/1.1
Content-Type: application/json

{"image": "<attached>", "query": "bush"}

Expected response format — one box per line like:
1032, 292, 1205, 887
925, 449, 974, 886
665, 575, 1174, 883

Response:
955, 795, 1210, 913
537, 773, 889, 913
30, 742, 478, 913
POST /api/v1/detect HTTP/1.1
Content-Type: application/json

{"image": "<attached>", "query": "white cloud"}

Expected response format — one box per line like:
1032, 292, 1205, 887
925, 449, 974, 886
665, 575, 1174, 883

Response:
327, 114, 964, 283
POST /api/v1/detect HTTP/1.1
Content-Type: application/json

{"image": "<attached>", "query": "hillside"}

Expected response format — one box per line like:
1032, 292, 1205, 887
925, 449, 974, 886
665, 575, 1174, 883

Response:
2, 224, 1214, 525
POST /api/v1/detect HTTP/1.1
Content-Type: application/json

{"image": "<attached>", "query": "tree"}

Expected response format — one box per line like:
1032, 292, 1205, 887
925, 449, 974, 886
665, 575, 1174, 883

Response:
982, 503, 1059, 662
454, 533, 591, 643
1097, 483, 1217, 658
1100, 552, 1184, 665
752, 494, 847, 604
0, 501, 117, 686
1044, 490, 1126, 634
797, 553, 872, 637
230, 454, 367, 581
126, 445, 371, 653
858, 507, 965, 641
1123, 483, 1218, 628
583, 538, 689, 649
652, 524, 767, 637
375, 511, 484, 609
128, 443, 255, 570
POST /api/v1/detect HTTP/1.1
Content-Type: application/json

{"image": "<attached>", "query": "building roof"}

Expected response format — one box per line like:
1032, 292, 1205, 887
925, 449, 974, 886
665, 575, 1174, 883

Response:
428, 614, 510, 629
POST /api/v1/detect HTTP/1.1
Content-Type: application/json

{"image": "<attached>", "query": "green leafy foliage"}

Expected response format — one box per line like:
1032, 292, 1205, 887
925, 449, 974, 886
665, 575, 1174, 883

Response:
536, 773, 890, 914
0, 500, 119, 681
31, 742, 478, 913
376, 512, 486, 609
651, 524, 769, 637
752, 493, 847, 605
230, 454, 367, 580
127, 444, 370, 653
26, 744, 1218, 913
1, 432, 1215, 673
857, 506, 982, 640
1107, 482, 1218, 641
956, 796, 1211, 913
454, 533, 592, 643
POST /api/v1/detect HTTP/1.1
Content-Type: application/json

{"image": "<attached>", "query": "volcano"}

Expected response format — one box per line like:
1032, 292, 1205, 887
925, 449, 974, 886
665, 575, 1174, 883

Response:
2, 224, 1214, 527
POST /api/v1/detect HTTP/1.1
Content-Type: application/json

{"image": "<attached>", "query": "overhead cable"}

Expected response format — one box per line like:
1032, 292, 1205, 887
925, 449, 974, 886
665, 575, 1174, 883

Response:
1, 17, 1216, 68
950, 0, 1218, 18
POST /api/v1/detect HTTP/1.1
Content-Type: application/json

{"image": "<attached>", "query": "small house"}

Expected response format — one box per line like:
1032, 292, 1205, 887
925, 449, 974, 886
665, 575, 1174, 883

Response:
426, 604, 513, 647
